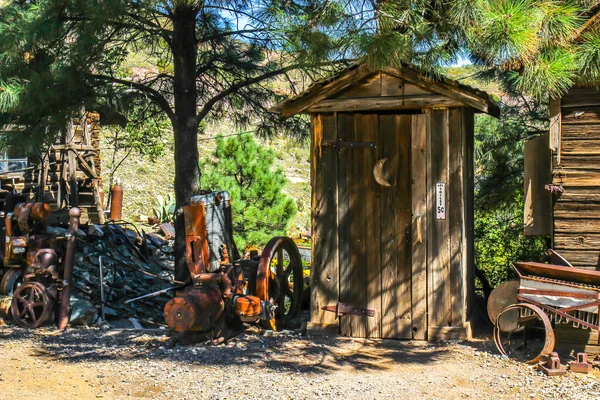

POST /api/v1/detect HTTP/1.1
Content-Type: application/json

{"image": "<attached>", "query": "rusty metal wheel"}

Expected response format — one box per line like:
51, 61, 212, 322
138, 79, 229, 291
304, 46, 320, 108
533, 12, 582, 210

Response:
494, 303, 555, 364
11, 282, 55, 328
0, 268, 24, 296
256, 237, 304, 330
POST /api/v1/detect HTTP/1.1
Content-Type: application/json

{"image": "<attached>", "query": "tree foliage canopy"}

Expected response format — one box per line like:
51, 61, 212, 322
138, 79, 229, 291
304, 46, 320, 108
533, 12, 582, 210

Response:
1, 0, 599, 281
0, 0, 351, 280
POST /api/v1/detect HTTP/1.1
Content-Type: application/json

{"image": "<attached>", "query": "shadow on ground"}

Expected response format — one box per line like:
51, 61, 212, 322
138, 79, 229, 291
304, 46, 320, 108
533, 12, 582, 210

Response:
0, 325, 485, 374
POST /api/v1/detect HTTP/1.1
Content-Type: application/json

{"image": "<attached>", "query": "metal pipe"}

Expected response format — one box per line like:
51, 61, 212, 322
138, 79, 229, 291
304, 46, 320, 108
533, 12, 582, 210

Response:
124, 284, 187, 305
110, 179, 123, 221
57, 207, 80, 330
99, 256, 105, 322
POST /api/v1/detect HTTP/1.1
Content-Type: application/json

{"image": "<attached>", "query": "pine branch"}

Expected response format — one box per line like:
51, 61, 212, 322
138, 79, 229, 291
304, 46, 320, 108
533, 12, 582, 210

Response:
88, 74, 175, 122
197, 59, 354, 122
197, 29, 265, 44
574, 5, 600, 40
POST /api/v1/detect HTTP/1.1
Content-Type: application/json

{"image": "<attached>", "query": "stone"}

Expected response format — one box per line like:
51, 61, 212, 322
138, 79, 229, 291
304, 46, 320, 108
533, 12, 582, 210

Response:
117, 244, 132, 258
46, 226, 68, 236
87, 224, 105, 238
76, 229, 87, 239
70, 299, 98, 326
124, 230, 139, 241
103, 306, 119, 317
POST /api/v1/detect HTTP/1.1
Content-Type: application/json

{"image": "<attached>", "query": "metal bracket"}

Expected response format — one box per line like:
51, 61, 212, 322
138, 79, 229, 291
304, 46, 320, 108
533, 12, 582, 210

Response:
321, 140, 376, 153
321, 302, 376, 317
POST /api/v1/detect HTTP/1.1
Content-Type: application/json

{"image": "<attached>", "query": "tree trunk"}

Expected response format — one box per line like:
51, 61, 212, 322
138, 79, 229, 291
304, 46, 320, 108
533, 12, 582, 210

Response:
171, 6, 199, 283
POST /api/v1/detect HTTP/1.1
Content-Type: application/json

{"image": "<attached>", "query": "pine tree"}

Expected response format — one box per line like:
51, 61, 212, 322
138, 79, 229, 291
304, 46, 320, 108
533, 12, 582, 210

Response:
0, 1, 351, 281
200, 133, 296, 249
356, 1, 600, 99
1, 0, 599, 282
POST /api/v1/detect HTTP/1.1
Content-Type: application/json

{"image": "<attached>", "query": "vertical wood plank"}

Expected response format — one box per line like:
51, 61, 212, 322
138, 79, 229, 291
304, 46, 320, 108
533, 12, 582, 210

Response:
550, 97, 561, 153
337, 113, 352, 336
362, 114, 381, 338
463, 108, 475, 320
379, 114, 400, 338
395, 115, 413, 339
347, 114, 368, 338
411, 114, 428, 340
310, 113, 339, 326
428, 108, 451, 328
448, 108, 464, 327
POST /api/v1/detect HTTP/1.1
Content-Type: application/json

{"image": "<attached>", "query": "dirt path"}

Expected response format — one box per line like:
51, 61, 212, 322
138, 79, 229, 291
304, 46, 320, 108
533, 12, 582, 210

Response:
0, 326, 598, 400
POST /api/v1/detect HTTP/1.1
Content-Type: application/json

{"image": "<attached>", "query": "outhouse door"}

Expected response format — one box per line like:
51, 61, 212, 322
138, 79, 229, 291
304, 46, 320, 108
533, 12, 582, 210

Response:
335, 112, 428, 339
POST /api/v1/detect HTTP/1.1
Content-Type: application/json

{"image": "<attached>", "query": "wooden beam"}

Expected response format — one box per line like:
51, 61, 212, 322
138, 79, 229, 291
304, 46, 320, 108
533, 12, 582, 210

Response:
553, 168, 600, 186
555, 218, 600, 233
272, 64, 373, 118
383, 67, 500, 117
272, 63, 500, 118
310, 113, 340, 326
427, 109, 451, 329
549, 97, 561, 153
448, 108, 464, 326
308, 96, 464, 113
411, 114, 427, 340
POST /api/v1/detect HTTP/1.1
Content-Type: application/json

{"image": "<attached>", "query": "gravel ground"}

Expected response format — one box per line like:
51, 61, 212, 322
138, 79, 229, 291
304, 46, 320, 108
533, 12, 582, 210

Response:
0, 325, 599, 400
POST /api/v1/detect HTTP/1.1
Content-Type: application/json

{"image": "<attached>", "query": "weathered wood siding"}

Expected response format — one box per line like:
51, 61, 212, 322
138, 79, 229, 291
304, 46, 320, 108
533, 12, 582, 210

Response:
553, 87, 600, 268
427, 108, 474, 340
310, 113, 339, 327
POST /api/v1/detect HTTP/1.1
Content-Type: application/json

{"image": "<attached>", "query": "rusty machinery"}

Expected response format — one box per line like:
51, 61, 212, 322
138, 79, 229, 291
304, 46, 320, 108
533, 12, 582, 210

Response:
164, 192, 304, 334
0, 201, 80, 328
489, 259, 600, 367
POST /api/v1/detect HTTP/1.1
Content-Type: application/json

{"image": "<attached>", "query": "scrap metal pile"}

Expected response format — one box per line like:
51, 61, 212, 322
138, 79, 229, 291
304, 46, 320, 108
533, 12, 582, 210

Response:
69, 221, 177, 327
0, 201, 182, 329
0, 191, 305, 337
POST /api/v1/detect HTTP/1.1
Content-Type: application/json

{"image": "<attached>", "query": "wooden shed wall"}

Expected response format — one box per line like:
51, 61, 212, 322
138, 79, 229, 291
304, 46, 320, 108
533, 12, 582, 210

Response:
310, 107, 475, 340
427, 107, 475, 340
553, 87, 600, 268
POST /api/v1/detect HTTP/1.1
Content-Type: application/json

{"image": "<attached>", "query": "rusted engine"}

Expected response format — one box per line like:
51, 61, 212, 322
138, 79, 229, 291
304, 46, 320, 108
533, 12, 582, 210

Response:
0, 201, 80, 329
164, 192, 304, 334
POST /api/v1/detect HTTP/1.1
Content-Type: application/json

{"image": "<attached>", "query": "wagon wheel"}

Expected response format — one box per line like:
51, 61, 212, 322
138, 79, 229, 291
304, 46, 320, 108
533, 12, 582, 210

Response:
0, 268, 24, 296
256, 237, 304, 330
11, 282, 55, 329
494, 303, 555, 364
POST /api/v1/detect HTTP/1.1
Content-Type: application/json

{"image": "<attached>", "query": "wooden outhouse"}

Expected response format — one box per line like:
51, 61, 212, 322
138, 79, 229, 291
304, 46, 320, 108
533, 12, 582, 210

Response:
525, 85, 600, 269
272, 63, 499, 340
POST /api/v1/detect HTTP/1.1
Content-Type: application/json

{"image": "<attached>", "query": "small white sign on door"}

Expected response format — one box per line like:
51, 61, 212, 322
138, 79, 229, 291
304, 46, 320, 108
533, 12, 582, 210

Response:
436, 182, 446, 220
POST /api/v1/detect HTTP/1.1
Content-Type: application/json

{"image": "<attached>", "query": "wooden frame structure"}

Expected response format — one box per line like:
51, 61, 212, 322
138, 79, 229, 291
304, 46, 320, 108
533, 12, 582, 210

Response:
273, 63, 499, 340
0, 112, 105, 224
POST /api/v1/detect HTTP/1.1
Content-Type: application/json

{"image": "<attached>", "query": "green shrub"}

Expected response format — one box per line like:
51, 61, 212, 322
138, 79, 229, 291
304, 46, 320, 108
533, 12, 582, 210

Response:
200, 133, 297, 249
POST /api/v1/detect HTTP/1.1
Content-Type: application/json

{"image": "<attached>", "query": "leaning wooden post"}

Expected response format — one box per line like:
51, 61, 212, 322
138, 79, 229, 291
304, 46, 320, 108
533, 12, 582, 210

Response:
57, 207, 81, 330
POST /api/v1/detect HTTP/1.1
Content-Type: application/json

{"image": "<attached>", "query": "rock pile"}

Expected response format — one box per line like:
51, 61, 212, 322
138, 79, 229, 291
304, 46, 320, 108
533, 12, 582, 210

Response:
70, 222, 177, 328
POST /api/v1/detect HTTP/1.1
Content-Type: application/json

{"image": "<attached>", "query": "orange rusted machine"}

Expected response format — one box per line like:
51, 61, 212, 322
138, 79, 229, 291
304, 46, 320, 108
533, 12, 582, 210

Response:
0, 200, 80, 329
163, 192, 304, 335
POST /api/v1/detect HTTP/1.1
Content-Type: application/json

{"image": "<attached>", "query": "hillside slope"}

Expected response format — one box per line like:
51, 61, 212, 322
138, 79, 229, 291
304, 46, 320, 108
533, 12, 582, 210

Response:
100, 121, 311, 235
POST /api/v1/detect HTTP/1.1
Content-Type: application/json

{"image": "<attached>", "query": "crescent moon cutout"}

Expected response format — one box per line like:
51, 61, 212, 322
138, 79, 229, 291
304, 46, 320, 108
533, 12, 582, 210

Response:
373, 158, 394, 187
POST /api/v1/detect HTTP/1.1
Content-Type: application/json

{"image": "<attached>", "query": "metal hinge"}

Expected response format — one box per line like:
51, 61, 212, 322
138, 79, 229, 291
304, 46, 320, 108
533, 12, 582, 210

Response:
321, 302, 376, 317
